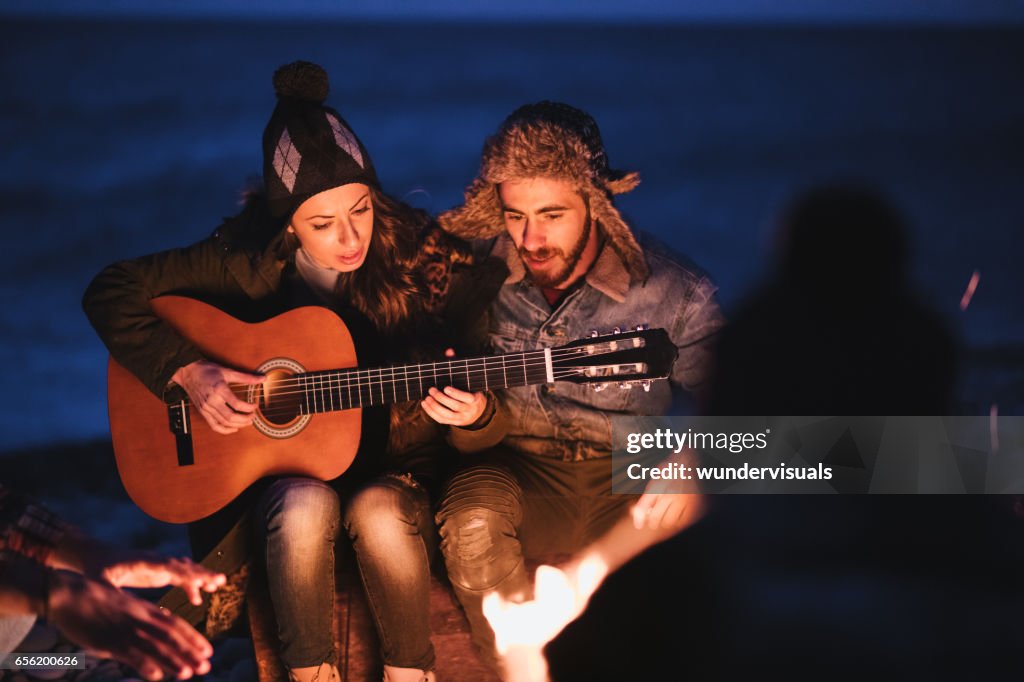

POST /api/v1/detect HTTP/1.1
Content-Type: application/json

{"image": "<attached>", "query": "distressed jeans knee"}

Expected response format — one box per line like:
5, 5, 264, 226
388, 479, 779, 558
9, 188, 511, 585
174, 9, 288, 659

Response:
436, 465, 524, 593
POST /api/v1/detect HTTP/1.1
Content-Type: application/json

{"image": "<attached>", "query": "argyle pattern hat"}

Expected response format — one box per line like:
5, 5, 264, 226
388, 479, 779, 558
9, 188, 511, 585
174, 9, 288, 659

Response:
262, 61, 379, 219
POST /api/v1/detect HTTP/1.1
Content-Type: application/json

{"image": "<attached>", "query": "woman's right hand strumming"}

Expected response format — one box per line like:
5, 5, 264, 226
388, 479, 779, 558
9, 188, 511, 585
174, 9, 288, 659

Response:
171, 360, 264, 434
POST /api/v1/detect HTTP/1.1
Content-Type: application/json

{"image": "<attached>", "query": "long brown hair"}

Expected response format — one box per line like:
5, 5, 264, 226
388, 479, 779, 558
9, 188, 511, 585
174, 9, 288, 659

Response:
333, 185, 431, 337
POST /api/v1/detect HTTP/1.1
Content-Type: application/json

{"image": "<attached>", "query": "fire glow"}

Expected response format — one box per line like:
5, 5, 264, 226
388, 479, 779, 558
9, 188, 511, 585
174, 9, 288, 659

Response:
959, 269, 980, 311
482, 555, 609, 682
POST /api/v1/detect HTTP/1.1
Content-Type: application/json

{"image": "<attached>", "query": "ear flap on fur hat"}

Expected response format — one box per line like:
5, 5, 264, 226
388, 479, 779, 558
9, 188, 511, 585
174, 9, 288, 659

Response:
605, 171, 642, 195
440, 101, 649, 282
438, 177, 504, 241
582, 185, 649, 281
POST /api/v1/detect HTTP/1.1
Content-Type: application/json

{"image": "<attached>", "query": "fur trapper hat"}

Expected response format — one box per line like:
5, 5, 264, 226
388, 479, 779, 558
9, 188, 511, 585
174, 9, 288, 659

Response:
440, 101, 648, 281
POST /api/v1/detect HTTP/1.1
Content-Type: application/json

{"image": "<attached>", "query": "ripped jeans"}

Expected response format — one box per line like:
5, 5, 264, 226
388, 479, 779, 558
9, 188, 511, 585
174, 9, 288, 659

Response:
435, 449, 633, 673
255, 474, 437, 672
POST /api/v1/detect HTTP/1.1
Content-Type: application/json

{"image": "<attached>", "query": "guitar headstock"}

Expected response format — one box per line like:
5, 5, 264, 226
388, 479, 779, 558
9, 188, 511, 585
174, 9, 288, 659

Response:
552, 326, 678, 391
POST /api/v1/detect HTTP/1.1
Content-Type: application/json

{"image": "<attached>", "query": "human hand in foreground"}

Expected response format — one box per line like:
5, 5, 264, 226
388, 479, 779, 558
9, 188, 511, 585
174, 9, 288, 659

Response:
420, 349, 488, 426
171, 359, 264, 434
631, 485, 706, 532
88, 549, 225, 607
47, 569, 214, 681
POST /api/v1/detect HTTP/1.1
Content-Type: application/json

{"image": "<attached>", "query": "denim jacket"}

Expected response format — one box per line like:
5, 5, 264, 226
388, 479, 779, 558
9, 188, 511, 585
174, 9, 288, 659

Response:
480, 232, 725, 462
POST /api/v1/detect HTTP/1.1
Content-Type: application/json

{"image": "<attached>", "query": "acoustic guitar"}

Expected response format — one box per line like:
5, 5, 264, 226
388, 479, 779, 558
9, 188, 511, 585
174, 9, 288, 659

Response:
107, 296, 678, 523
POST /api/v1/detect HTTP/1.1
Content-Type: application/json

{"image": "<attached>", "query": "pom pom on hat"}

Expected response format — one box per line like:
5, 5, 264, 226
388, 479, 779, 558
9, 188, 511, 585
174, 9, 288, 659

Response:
272, 61, 329, 104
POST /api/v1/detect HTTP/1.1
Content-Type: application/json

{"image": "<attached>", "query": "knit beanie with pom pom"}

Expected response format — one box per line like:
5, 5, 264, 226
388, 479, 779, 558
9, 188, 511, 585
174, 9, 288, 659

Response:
262, 60, 379, 219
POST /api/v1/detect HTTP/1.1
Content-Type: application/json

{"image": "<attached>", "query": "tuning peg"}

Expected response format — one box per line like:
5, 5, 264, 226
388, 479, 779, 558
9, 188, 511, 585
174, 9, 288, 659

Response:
641, 380, 652, 392
591, 383, 607, 392
590, 329, 599, 338
612, 326, 621, 334
619, 382, 634, 390
635, 324, 648, 331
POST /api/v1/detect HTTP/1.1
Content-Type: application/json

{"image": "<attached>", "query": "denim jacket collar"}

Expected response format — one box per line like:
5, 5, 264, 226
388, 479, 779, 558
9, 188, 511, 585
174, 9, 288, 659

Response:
494, 231, 630, 303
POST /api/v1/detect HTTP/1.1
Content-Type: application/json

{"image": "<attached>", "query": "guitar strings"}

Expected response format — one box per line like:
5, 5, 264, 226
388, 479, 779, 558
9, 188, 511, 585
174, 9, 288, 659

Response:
227, 351, 639, 403
249, 367, 606, 421
170, 343, 647, 416
217, 352, 588, 404
217, 343, 639, 394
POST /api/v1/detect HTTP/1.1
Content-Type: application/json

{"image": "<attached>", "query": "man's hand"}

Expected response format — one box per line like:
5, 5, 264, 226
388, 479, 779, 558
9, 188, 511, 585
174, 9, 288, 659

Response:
171, 360, 263, 434
420, 348, 488, 426
421, 386, 488, 426
47, 570, 214, 681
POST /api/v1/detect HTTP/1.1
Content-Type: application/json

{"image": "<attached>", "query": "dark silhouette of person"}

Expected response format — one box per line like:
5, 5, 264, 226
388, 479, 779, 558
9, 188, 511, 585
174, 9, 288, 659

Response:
709, 183, 956, 415
546, 184, 1024, 682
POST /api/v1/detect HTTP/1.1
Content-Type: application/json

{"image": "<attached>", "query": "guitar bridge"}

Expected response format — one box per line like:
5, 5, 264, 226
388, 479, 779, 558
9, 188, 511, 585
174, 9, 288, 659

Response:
168, 400, 191, 436
165, 393, 194, 467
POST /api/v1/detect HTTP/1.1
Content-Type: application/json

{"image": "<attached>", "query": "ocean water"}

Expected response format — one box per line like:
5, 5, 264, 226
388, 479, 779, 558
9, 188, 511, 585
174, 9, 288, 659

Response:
1, 18, 1022, 452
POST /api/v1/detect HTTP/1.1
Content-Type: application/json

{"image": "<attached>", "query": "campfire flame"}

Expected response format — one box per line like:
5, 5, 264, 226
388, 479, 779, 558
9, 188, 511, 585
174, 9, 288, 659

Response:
483, 555, 609, 682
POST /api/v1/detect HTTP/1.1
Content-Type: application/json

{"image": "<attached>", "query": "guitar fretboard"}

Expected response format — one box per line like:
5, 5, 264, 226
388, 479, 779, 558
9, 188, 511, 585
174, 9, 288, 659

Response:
296, 350, 553, 414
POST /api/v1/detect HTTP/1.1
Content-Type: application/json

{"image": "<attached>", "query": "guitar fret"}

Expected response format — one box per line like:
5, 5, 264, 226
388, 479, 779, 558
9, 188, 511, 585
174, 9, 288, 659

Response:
483, 357, 489, 391
501, 354, 507, 389
378, 368, 384, 405
391, 367, 397, 403
310, 373, 316, 413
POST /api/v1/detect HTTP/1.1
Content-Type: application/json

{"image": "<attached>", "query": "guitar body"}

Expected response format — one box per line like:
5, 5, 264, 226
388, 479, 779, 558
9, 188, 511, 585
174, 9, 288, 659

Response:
108, 296, 361, 524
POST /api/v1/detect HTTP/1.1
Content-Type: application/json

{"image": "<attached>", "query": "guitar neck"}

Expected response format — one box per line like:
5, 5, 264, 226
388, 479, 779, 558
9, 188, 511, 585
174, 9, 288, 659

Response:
297, 349, 555, 415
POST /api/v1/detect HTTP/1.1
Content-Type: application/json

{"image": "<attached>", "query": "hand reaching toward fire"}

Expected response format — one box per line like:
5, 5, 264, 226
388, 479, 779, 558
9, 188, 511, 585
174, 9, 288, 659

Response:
632, 448, 705, 532
45, 568, 214, 681
88, 551, 225, 607
53, 530, 226, 606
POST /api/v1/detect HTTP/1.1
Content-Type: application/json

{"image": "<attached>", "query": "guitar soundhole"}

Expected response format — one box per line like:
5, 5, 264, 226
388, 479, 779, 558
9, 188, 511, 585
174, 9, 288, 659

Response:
249, 357, 312, 439
258, 369, 303, 426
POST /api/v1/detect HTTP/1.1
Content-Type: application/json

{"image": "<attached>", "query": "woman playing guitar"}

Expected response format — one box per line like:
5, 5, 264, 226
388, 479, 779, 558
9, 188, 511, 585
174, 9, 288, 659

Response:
83, 61, 503, 682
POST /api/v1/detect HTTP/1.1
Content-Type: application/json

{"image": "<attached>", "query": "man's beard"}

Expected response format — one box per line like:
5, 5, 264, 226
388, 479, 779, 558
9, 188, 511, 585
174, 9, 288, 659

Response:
518, 218, 592, 288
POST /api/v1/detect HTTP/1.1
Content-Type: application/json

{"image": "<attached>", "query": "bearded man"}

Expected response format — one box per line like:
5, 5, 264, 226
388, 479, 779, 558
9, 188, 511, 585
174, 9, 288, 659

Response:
434, 101, 725, 675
